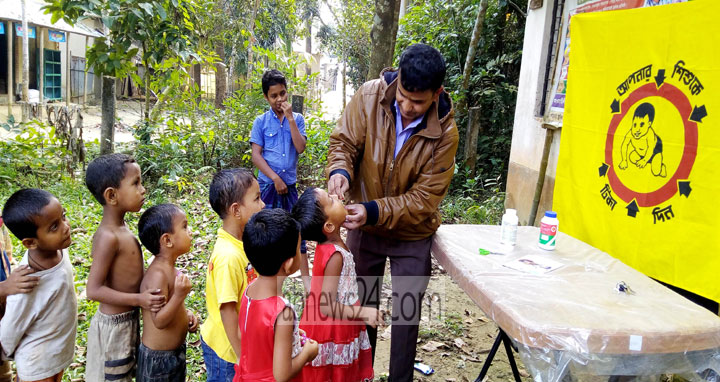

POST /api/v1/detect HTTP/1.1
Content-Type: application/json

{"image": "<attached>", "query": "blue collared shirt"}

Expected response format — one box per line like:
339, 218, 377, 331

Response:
250, 109, 306, 186
394, 100, 424, 159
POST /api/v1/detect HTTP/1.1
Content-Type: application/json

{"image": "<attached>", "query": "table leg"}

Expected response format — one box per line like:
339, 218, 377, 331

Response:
475, 329, 523, 382
501, 330, 523, 382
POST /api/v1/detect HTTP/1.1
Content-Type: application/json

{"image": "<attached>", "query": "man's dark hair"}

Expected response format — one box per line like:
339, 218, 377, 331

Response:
2, 188, 56, 240
243, 209, 300, 276
138, 204, 183, 255
291, 188, 328, 243
85, 153, 137, 205
634, 102, 655, 122
262, 69, 287, 95
398, 43, 446, 92
209, 168, 256, 219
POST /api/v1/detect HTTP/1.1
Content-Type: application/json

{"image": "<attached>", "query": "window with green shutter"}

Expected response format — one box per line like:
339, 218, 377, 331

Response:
44, 49, 62, 100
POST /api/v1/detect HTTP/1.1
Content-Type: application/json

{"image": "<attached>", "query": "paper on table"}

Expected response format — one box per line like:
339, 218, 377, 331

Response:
503, 255, 564, 275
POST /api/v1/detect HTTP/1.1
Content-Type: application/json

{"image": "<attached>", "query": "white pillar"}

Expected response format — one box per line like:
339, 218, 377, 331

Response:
21, 0, 30, 122
39, 28, 44, 103
6, 21, 12, 117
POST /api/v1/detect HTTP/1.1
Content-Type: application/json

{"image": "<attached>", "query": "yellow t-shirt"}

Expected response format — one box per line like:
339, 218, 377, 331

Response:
200, 228, 257, 363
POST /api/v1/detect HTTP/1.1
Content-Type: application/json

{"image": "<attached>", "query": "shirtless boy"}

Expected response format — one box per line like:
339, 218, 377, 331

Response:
85, 154, 166, 381
137, 204, 199, 381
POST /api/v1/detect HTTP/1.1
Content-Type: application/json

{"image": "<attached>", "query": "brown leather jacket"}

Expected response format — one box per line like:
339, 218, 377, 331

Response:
327, 69, 459, 241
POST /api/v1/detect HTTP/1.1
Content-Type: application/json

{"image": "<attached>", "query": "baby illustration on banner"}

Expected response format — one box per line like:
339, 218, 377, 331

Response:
618, 102, 667, 178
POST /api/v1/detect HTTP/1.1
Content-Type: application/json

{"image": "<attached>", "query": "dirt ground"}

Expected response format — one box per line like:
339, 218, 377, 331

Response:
0, 100, 142, 143
371, 257, 533, 382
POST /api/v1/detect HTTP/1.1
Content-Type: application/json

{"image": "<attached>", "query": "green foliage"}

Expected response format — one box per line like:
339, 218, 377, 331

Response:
297, 114, 332, 188
0, 120, 92, 183
134, 46, 331, 194
440, 164, 506, 225
44, 0, 200, 78
396, 0, 526, 184
316, 0, 373, 89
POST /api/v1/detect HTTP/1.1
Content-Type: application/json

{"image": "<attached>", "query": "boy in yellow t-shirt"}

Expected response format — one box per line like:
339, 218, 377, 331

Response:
200, 168, 265, 381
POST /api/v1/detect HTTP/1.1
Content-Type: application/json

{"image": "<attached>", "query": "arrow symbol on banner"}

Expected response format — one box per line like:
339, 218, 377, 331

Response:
626, 200, 639, 217
678, 181, 692, 197
611, 99, 620, 114
654, 69, 666, 88
689, 105, 707, 123
599, 163, 609, 177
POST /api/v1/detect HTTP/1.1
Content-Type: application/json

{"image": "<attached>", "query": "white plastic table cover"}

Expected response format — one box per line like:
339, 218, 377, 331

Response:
431, 225, 720, 381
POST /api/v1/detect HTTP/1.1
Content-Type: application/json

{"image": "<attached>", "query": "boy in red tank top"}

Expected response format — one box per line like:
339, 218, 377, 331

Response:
235, 209, 318, 382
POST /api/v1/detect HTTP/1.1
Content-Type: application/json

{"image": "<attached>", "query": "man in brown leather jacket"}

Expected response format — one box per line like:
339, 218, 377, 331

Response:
327, 44, 459, 381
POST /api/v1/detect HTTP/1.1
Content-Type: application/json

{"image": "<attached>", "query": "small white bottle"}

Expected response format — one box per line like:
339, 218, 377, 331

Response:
538, 211, 559, 250
500, 209, 518, 246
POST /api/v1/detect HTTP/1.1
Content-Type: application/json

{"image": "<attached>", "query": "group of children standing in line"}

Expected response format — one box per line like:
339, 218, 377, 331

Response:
0, 69, 379, 382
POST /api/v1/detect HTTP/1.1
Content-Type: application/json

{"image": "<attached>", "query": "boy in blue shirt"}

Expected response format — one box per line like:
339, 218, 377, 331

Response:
250, 69, 310, 292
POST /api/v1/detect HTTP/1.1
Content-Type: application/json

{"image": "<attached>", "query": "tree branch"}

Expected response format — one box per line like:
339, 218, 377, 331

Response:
508, 0, 527, 18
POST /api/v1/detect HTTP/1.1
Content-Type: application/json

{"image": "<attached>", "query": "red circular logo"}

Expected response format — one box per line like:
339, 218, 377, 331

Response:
605, 83, 697, 207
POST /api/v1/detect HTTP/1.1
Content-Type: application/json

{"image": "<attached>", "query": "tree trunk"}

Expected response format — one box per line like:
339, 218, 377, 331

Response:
342, 59, 347, 111
459, 0, 489, 113
215, 43, 227, 109
20, 0, 30, 123
100, 76, 116, 155
389, 0, 401, 62
149, 84, 175, 121
246, 0, 261, 87
367, 0, 401, 81
305, 21, 312, 77
193, 63, 202, 104
144, 60, 150, 121
464, 106, 482, 175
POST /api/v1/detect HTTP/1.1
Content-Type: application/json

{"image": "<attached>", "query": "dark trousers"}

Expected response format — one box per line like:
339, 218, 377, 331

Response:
347, 229, 432, 382
136, 343, 186, 382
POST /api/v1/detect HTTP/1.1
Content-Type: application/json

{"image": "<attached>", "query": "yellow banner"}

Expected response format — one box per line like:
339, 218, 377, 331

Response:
554, 0, 720, 302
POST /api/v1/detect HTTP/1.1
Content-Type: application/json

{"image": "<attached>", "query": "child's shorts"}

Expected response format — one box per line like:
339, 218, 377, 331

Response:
136, 343, 186, 382
86, 309, 140, 382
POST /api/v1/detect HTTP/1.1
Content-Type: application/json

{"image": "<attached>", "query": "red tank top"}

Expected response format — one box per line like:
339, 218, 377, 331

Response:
233, 292, 301, 382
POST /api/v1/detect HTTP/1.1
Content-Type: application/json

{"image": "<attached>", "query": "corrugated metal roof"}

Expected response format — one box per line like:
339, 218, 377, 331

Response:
0, 0, 103, 38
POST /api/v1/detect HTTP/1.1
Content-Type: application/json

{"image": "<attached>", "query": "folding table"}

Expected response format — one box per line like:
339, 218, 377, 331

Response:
431, 225, 720, 381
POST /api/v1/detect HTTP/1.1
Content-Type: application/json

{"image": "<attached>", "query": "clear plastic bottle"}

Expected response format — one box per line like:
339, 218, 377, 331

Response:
500, 209, 518, 246
538, 211, 559, 250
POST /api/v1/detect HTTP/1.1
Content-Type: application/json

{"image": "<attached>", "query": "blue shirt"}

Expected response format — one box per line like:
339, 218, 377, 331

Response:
250, 109, 306, 186
394, 100, 424, 159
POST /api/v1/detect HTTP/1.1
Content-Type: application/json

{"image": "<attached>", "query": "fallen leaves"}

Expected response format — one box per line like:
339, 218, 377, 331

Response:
421, 340, 447, 352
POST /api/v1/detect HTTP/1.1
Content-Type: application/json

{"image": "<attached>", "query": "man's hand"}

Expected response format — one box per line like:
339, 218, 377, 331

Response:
328, 173, 349, 200
359, 306, 382, 328
281, 101, 294, 120
343, 204, 367, 229
1, 265, 39, 296
273, 177, 288, 195
139, 288, 166, 312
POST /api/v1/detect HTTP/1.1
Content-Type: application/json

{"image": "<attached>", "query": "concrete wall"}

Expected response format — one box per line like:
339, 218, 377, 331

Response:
505, 0, 561, 226
6, 20, 96, 102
